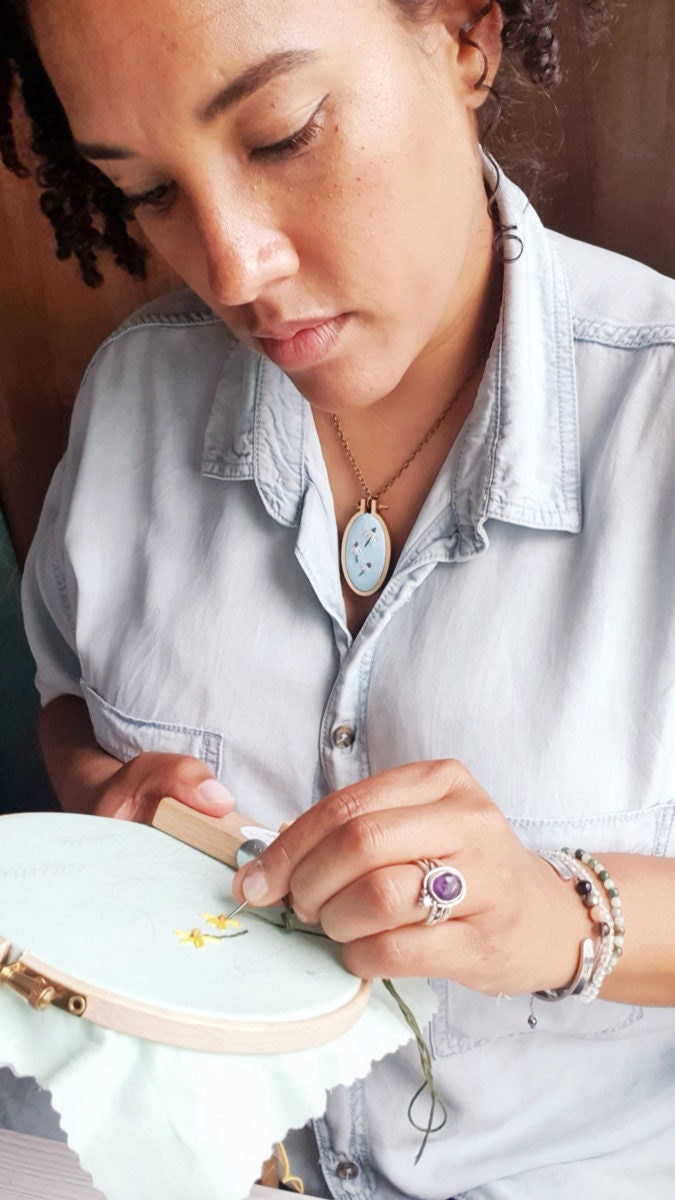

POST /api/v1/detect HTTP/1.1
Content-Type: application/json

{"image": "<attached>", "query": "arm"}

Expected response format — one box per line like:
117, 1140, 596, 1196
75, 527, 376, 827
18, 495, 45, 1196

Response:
40, 694, 235, 824
232, 759, 675, 1007
586, 852, 675, 1005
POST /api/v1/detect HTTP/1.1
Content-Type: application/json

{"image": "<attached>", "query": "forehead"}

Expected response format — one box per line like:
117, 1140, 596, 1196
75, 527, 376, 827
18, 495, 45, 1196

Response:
27, 0, 270, 79
28, 0, 400, 100
26, 0, 413, 147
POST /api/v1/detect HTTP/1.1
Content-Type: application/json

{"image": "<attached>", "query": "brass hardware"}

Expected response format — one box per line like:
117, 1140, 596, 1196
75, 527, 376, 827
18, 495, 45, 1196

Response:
0, 960, 87, 1017
0, 962, 55, 1009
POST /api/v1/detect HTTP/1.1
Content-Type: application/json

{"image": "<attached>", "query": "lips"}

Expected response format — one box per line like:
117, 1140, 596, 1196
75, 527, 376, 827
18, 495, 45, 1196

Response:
251, 316, 334, 340
252, 315, 348, 371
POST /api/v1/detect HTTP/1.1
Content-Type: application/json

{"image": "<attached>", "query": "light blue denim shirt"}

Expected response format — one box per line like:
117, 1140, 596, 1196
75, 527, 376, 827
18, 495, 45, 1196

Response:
22, 173, 675, 1198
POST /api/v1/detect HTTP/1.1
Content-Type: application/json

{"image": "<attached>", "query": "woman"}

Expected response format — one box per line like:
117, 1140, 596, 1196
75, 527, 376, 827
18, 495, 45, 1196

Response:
2, 0, 674, 1195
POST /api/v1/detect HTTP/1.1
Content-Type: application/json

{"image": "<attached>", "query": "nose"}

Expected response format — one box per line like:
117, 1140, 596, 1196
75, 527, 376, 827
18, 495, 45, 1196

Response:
196, 198, 299, 308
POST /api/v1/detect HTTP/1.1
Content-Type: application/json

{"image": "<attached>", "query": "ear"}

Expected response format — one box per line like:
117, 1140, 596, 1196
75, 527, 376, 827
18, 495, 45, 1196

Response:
441, 1, 504, 109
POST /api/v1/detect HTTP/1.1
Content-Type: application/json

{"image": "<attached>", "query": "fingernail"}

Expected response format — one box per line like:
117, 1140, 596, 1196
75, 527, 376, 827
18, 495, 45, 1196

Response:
241, 861, 269, 904
198, 779, 235, 813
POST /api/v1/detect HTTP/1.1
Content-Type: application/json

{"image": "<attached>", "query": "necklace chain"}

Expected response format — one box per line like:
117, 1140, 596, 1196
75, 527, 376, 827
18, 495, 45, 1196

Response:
331, 324, 497, 506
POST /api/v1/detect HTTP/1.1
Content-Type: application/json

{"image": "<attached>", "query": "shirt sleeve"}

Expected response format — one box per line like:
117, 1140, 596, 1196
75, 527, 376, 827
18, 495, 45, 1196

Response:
21, 458, 84, 707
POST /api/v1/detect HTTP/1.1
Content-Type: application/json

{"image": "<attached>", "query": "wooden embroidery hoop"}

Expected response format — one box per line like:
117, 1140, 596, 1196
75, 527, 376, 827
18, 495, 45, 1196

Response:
0, 803, 371, 1054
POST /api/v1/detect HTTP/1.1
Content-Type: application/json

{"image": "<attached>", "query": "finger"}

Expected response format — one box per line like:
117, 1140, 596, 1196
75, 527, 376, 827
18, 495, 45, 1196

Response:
289, 798, 479, 924
97, 755, 236, 824
235, 759, 472, 906
319, 859, 471, 943
147, 762, 235, 821
95, 791, 151, 823
341, 919, 477, 982
171, 775, 236, 817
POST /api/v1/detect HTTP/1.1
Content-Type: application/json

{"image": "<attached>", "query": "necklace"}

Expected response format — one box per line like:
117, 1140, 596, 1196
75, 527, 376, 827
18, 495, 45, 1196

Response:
333, 330, 496, 597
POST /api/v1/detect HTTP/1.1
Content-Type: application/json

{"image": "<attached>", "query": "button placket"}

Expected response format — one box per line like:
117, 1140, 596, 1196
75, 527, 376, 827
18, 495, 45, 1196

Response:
321, 652, 367, 790
313, 1082, 375, 1200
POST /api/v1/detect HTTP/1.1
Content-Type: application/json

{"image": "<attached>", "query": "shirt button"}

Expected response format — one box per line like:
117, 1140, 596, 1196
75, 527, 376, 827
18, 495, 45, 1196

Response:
335, 1161, 360, 1181
332, 725, 356, 750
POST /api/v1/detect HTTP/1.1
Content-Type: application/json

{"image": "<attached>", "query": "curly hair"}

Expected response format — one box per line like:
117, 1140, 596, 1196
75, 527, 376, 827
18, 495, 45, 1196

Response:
0, 0, 611, 287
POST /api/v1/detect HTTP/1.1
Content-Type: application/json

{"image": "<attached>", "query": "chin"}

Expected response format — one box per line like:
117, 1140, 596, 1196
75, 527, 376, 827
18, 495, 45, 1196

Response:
290, 374, 398, 415
285, 354, 409, 415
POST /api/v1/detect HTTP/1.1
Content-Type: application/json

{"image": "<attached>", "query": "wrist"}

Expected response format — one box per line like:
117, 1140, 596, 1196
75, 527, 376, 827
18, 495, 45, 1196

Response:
536, 851, 593, 992
59, 745, 123, 814
535, 849, 623, 1005
40, 695, 122, 813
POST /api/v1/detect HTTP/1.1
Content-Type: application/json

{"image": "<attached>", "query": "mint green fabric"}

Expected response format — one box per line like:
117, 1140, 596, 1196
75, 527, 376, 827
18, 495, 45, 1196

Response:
0, 811, 436, 1200
0, 509, 56, 813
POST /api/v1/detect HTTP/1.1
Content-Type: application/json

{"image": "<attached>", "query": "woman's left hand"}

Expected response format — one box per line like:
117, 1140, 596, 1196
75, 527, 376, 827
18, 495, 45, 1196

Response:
232, 759, 588, 995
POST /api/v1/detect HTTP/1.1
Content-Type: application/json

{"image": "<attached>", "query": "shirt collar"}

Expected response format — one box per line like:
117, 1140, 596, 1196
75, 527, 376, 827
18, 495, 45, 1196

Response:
201, 169, 581, 537
461, 169, 582, 535
202, 340, 308, 525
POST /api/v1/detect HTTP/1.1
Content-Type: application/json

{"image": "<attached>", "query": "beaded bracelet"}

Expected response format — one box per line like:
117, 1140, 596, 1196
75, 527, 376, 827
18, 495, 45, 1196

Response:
560, 854, 615, 1003
535, 849, 617, 1004
563, 847, 625, 971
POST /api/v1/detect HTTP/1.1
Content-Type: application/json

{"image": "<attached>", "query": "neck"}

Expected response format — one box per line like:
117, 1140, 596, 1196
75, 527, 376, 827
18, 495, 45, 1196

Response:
313, 214, 502, 634
317, 236, 502, 503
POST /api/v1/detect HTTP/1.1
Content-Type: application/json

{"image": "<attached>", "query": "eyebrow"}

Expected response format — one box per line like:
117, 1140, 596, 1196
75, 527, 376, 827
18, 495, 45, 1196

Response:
200, 48, 318, 122
74, 48, 319, 162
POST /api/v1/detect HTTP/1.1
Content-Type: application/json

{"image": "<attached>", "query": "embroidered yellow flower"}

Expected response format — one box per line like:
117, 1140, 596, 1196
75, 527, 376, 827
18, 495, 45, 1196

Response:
173, 928, 221, 949
200, 912, 245, 932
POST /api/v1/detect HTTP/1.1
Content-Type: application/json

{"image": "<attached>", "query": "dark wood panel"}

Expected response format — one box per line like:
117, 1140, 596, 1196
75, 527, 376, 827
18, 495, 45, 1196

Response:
501, 0, 674, 274
0, 154, 178, 563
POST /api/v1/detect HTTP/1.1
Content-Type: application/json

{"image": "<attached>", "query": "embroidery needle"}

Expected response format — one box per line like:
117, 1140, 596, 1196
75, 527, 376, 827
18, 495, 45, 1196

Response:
223, 835, 270, 921
225, 828, 285, 922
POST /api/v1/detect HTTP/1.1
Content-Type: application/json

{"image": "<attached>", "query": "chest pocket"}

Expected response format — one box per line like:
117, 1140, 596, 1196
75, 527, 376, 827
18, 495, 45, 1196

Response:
81, 681, 224, 778
430, 803, 675, 1056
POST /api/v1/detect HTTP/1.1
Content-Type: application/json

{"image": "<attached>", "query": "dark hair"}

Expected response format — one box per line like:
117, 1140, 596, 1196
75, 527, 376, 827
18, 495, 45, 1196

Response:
0, 0, 611, 287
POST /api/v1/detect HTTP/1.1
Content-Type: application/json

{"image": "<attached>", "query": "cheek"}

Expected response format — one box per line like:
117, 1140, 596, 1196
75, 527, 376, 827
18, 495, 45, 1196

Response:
135, 214, 205, 288
305, 82, 476, 258
293, 135, 470, 302
287, 132, 413, 273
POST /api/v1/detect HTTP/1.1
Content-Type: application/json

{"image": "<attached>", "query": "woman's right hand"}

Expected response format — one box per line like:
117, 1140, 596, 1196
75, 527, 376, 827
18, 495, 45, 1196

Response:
39, 694, 235, 824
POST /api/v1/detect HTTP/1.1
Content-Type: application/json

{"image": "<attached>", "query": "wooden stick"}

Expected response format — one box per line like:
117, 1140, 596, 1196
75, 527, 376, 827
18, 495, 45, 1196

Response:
151, 797, 256, 868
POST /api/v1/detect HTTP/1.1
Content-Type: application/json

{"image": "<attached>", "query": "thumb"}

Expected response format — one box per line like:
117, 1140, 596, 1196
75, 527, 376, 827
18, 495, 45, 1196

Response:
97, 752, 236, 823
153, 757, 236, 817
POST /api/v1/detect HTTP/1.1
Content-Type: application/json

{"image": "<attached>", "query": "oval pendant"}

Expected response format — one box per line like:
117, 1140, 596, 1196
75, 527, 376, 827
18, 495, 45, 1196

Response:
340, 500, 392, 597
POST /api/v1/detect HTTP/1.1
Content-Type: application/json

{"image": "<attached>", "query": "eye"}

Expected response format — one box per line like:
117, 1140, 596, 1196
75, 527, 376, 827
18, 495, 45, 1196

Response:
251, 95, 328, 162
124, 181, 178, 216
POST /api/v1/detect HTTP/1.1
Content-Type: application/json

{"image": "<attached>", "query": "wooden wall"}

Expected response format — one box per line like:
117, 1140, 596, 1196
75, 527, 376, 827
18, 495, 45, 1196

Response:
503, 1, 674, 276
0, 138, 178, 563
1, 0, 673, 565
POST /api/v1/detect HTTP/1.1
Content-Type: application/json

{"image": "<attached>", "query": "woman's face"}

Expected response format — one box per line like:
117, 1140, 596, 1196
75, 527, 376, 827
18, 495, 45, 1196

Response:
29, 0, 495, 412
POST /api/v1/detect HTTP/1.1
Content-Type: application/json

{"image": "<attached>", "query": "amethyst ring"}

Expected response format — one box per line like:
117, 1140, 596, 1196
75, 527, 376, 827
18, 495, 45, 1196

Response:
415, 859, 467, 924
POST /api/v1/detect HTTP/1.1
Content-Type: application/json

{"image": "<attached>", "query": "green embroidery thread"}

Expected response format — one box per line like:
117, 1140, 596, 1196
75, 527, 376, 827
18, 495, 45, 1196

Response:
382, 978, 448, 1164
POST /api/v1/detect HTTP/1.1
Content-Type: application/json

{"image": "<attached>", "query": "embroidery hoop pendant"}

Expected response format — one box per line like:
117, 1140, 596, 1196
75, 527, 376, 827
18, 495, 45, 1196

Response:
340, 498, 392, 597
333, 311, 499, 599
